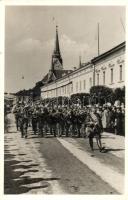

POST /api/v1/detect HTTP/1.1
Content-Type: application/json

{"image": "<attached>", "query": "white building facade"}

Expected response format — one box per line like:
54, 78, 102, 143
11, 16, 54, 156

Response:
41, 42, 125, 99
92, 42, 125, 89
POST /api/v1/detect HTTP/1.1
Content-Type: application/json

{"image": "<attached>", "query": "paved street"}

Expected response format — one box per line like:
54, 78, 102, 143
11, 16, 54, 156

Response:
4, 114, 125, 194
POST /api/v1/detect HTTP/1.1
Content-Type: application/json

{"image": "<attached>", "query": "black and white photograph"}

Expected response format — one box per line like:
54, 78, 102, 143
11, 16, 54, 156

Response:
2, 3, 126, 196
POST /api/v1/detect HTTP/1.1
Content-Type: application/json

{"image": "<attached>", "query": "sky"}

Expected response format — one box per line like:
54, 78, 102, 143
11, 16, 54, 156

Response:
5, 6, 125, 93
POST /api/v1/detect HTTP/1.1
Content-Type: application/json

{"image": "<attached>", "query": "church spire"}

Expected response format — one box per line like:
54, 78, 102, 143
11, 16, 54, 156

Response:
54, 25, 60, 55
51, 25, 63, 70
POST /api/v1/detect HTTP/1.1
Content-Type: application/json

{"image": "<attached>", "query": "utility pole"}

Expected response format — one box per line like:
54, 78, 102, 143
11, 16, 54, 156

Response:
79, 55, 82, 68
120, 17, 125, 33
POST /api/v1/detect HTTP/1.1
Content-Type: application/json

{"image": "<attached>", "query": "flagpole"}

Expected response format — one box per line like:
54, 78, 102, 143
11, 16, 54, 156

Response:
98, 23, 100, 56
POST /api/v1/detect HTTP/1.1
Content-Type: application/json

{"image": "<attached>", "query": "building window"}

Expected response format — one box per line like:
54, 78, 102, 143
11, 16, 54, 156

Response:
97, 74, 99, 85
64, 86, 65, 94
83, 80, 86, 90
79, 81, 81, 91
65, 86, 67, 94
89, 77, 92, 87
71, 83, 73, 93
76, 82, 78, 92
120, 65, 122, 81
110, 68, 113, 83
67, 85, 69, 94
103, 71, 105, 85
62, 86, 64, 94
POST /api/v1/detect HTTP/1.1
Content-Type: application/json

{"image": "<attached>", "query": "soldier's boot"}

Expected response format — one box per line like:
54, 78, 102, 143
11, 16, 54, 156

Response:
66, 133, 69, 137
24, 129, 28, 138
96, 137, 104, 152
33, 126, 36, 134
21, 130, 24, 138
65, 127, 69, 137
49, 125, 52, 135
89, 137, 94, 151
20, 126, 24, 138
77, 129, 81, 138
16, 120, 19, 131
54, 129, 56, 137
41, 129, 44, 137
61, 126, 64, 136
57, 126, 60, 137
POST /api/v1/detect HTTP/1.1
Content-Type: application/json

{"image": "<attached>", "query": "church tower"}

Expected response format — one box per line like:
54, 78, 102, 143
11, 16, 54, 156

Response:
51, 25, 63, 70
46, 25, 72, 84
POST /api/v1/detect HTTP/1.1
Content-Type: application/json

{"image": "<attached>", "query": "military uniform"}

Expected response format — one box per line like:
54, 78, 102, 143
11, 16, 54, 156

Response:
12, 105, 21, 131
18, 106, 28, 138
38, 108, 45, 137
70, 110, 78, 137
85, 110, 103, 151
76, 111, 83, 138
32, 109, 38, 135
64, 111, 71, 137
56, 109, 64, 137
49, 109, 57, 137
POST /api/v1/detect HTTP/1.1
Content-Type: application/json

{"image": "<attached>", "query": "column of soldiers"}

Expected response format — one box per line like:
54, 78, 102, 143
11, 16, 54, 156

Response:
12, 100, 125, 151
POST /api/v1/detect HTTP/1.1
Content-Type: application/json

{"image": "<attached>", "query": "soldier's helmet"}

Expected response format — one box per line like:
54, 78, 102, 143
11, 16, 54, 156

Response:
58, 108, 62, 112
43, 107, 48, 113
52, 109, 56, 113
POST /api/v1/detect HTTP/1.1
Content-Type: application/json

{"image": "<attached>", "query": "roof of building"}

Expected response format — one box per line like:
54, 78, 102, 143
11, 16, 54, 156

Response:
42, 69, 73, 84
92, 41, 125, 63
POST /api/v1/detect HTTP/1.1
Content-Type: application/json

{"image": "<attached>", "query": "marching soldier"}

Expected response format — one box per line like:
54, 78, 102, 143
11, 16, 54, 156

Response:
12, 103, 21, 131
70, 109, 77, 137
49, 109, 57, 137
38, 106, 45, 137
56, 108, 64, 137
18, 104, 28, 138
32, 106, 38, 135
76, 109, 83, 138
64, 110, 71, 137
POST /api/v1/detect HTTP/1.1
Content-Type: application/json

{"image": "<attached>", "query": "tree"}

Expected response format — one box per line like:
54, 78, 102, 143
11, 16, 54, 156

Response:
90, 86, 113, 105
71, 93, 90, 105
112, 86, 125, 104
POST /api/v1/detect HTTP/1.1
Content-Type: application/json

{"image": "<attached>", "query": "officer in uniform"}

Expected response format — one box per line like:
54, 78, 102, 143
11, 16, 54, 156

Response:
32, 106, 38, 135
86, 107, 104, 152
12, 103, 21, 131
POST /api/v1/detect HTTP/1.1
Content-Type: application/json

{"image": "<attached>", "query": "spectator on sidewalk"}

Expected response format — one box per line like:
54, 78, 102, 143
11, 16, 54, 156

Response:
107, 107, 115, 133
114, 107, 123, 135
102, 105, 109, 132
